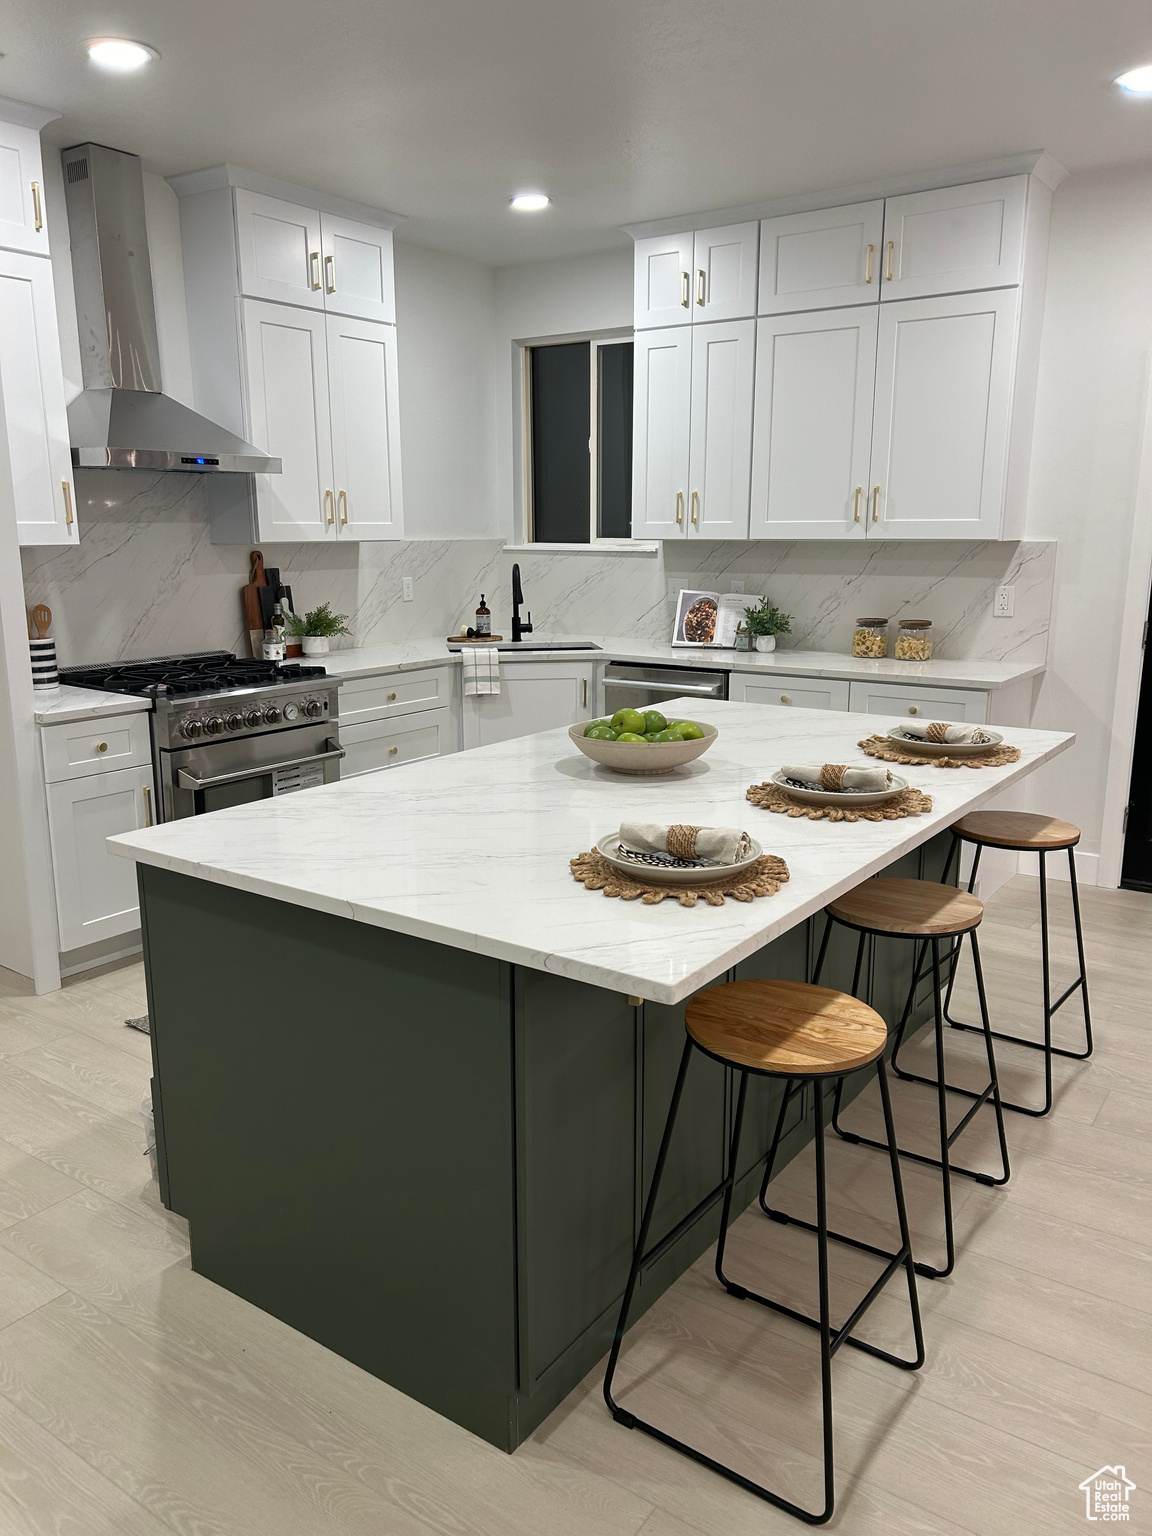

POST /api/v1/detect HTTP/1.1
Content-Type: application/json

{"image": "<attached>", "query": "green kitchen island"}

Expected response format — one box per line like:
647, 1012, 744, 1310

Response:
110, 699, 1073, 1451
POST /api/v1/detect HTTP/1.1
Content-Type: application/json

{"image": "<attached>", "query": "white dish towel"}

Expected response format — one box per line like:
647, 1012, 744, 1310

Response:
462, 645, 501, 696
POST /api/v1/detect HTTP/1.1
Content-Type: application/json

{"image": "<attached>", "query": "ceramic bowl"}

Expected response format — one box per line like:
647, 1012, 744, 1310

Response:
883, 726, 1003, 758
568, 719, 717, 775
595, 832, 762, 885
770, 769, 908, 808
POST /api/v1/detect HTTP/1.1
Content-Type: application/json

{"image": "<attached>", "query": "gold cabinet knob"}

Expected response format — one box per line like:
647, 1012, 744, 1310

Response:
780, 694, 791, 705
388, 745, 398, 755
387, 692, 397, 701
96, 742, 108, 752
908, 706, 919, 715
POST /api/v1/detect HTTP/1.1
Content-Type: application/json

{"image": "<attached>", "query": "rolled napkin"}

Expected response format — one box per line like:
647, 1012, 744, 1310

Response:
781, 763, 893, 793
892, 721, 991, 744
619, 820, 751, 867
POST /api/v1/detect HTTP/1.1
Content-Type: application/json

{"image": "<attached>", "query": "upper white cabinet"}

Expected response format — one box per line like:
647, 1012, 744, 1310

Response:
320, 213, 395, 324
631, 320, 755, 540
880, 177, 1027, 302
325, 313, 402, 537
234, 191, 395, 323
759, 201, 883, 315
0, 115, 50, 257
634, 223, 758, 329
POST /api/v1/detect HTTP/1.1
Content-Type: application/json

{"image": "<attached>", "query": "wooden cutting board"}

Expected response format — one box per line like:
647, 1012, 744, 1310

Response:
241, 551, 267, 657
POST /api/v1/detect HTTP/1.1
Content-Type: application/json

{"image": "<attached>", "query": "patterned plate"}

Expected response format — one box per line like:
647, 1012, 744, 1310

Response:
595, 833, 763, 886
883, 726, 1003, 758
770, 770, 907, 808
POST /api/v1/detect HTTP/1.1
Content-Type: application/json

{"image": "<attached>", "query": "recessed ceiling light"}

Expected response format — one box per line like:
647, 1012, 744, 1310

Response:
510, 193, 551, 212
87, 38, 158, 72
1115, 64, 1152, 94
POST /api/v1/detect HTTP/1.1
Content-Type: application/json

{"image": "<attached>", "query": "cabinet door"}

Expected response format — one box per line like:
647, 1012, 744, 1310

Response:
326, 315, 403, 539
339, 667, 452, 726
881, 177, 1027, 301
320, 215, 395, 323
758, 201, 884, 315
630, 327, 692, 539
0, 252, 78, 546
633, 232, 694, 329
688, 319, 754, 538
749, 307, 876, 540
47, 765, 153, 952
869, 289, 1018, 540
692, 222, 758, 323
341, 707, 456, 776
241, 299, 333, 541
0, 120, 48, 256
730, 674, 850, 711
847, 680, 988, 725
461, 664, 594, 750
234, 190, 323, 309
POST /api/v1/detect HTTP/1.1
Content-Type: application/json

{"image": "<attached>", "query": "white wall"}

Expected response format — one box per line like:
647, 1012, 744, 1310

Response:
1019, 162, 1152, 875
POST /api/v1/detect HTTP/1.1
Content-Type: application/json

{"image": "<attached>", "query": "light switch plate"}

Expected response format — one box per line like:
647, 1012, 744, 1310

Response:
729, 579, 745, 593
994, 585, 1015, 617
402, 577, 414, 602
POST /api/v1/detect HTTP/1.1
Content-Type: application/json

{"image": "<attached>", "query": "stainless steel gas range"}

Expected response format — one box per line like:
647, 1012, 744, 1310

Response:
58, 652, 343, 822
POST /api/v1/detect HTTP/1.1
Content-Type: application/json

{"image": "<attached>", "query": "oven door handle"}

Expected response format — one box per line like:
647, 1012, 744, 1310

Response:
603, 678, 725, 697
177, 741, 345, 791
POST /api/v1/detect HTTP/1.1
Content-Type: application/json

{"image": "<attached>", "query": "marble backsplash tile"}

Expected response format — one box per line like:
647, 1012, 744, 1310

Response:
20, 471, 1052, 667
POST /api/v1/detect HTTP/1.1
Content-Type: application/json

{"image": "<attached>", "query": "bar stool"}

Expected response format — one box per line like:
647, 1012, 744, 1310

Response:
603, 978, 924, 1526
810, 878, 1010, 1280
942, 812, 1092, 1116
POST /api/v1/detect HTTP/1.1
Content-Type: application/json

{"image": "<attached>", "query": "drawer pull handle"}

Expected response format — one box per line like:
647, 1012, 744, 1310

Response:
387, 691, 397, 701
908, 705, 919, 716
780, 694, 791, 705
142, 785, 153, 826
680, 270, 690, 308
31, 181, 43, 232
388, 745, 399, 756
96, 741, 108, 753
865, 243, 873, 284
886, 240, 894, 282
62, 481, 74, 526
853, 485, 862, 523
696, 268, 705, 306
324, 254, 336, 293
309, 251, 322, 290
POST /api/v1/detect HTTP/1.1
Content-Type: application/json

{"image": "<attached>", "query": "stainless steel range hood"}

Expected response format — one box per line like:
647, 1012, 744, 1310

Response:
62, 143, 280, 474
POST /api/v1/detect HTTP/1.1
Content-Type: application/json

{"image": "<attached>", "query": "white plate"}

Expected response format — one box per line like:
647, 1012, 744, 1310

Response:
883, 726, 1003, 758
595, 833, 763, 886
770, 770, 907, 809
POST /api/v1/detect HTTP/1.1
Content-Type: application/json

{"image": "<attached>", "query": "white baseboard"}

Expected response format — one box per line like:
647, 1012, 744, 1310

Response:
1014, 849, 1100, 887
59, 940, 143, 979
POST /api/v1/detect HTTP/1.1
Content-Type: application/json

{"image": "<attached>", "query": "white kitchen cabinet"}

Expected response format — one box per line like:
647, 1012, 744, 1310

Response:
758, 201, 884, 315
634, 223, 757, 329
326, 314, 403, 537
341, 707, 457, 777
633, 232, 696, 330
320, 213, 395, 323
0, 250, 78, 545
339, 666, 452, 728
0, 115, 50, 256
880, 177, 1027, 302
41, 713, 152, 783
234, 190, 324, 310
630, 327, 692, 539
46, 763, 153, 952
729, 674, 851, 711
847, 679, 989, 723
749, 307, 876, 541
868, 289, 1018, 541
461, 662, 596, 750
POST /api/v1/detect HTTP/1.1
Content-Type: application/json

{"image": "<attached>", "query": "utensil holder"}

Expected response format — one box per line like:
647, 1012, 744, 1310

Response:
29, 638, 58, 691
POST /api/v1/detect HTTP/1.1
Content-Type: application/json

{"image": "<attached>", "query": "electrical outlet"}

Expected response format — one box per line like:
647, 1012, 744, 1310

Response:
729, 579, 745, 593
401, 577, 414, 603
994, 585, 1015, 618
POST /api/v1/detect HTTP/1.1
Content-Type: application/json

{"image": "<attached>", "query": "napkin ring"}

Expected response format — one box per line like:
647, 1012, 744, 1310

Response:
666, 824, 701, 860
819, 764, 847, 792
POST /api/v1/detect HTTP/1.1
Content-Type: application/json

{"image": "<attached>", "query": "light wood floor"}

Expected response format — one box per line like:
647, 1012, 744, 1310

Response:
0, 875, 1147, 1535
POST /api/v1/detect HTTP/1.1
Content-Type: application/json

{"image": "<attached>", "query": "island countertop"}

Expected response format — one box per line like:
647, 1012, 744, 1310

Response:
108, 700, 1073, 1004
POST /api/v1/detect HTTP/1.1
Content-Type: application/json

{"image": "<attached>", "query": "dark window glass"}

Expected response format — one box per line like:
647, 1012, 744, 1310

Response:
529, 342, 590, 542
597, 342, 633, 538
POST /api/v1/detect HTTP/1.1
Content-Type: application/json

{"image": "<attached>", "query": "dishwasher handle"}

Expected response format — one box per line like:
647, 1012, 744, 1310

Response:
603, 677, 725, 698
177, 741, 345, 791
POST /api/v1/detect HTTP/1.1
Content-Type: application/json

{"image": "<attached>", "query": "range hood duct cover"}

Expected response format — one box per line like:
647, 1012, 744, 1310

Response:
62, 143, 280, 474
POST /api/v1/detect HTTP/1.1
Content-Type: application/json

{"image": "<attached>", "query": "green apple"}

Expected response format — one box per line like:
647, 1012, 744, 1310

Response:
641, 710, 667, 734
643, 730, 663, 742
586, 725, 617, 740
610, 707, 646, 736
615, 731, 646, 743
675, 721, 705, 741
653, 728, 681, 742
583, 719, 610, 736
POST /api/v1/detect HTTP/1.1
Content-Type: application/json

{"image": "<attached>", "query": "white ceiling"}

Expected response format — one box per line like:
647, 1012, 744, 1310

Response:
10, 0, 1152, 265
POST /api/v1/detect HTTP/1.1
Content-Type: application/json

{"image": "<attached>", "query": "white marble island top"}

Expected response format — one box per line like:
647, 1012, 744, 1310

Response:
109, 700, 1073, 1005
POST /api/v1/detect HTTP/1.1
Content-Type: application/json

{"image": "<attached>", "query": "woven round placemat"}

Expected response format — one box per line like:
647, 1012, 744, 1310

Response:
746, 782, 933, 822
858, 734, 1021, 770
570, 850, 790, 907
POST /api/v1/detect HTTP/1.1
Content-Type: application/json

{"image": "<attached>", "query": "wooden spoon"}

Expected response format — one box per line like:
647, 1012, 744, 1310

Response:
30, 604, 51, 639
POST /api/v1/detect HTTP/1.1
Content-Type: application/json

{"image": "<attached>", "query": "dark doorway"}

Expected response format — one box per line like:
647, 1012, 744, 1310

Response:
1121, 588, 1152, 888
529, 342, 590, 543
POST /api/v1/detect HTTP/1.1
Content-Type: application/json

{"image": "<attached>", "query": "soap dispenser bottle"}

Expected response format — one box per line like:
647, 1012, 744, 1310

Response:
475, 595, 491, 636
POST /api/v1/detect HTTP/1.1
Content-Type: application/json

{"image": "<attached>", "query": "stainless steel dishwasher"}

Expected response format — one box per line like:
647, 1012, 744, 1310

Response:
602, 661, 728, 717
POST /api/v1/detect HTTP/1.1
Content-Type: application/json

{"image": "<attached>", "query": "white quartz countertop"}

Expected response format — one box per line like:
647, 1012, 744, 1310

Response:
33, 685, 152, 725
108, 698, 1073, 1005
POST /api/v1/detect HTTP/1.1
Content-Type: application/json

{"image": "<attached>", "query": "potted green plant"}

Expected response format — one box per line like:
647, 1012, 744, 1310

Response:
285, 602, 352, 657
742, 601, 792, 653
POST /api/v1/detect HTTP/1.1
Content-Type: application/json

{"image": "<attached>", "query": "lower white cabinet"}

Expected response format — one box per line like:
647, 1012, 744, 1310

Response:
461, 662, 596, 750
341, 707, 456, 776
46, 764, 154, 952
846, 679, 989, 723
729, 674, 851, 711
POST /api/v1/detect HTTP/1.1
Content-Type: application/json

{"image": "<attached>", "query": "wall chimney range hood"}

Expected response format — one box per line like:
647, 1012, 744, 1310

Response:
62, 142, 280, 474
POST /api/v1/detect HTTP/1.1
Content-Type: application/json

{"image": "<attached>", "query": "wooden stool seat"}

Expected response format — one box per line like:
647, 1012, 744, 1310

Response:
950, 811, 1080, 851
685, 978, 887, 1077
827, 877, 983, 937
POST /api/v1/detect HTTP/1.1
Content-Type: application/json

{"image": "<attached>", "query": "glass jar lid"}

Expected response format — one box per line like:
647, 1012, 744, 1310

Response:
898, 618, 932, 628
856, 616, 889, 626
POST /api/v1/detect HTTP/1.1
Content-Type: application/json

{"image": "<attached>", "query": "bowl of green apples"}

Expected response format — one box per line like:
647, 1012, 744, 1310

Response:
568, 708, 717, 775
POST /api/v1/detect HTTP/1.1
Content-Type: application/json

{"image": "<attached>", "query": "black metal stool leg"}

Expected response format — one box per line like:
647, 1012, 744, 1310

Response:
1067, 846, 1094, 1058
922, 939, 956, 1279
811, 913, 834, 985
875, 1059, 926, 1369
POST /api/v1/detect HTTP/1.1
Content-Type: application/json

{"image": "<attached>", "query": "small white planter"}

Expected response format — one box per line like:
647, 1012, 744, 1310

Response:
754, 635, 777, 653
302, 636, 330, 657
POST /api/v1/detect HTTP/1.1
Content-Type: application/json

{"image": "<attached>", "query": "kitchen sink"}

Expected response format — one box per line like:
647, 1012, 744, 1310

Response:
447, 639, 602, 651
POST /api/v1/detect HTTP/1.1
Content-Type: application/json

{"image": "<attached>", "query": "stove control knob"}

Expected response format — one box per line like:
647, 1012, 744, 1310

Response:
303, 698, 323, 718
203, 716, 224, 736
226, 713, 243, 731
244, 709, 262, 729
180, 717, 203, 740
263, 705, 281, 724
283, 702, 300, 722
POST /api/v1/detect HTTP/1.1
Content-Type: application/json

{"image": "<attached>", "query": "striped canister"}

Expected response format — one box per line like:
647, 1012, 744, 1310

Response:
29, 638, 59, 691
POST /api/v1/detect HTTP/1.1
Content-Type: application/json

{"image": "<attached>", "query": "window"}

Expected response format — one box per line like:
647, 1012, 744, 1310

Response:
524, 336, 633, 543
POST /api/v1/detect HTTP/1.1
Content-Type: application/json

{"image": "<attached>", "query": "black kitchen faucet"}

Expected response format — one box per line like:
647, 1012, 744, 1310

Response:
511, 563, 532, 642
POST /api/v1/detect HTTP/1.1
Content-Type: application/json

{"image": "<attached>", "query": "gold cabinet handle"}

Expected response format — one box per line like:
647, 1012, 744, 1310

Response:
885, 241, 894, 282
309, 251, 322, 291
96, 741, 108, 753
142, 785, 153, 826
690, 490, 699, 527
31, 181, 43, 233
680, 271, 690, 308
388, 745, 399, 756
324, 489, 335, 526
780, 694, 791, 705
908, 705, 919, 716
871, 485, 881, 523
865, 243, 873, 284
338, 489, 348, 526
62, 481, 74, 526
581, 677, 588, 709
696, 269, 706, 306
853, 486, 862, 523
675, 491, 684, 526
387, 691, 397, 702
324, 254, 336, 294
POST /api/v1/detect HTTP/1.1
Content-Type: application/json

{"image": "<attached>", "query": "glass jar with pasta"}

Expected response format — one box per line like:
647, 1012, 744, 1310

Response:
852, 617, 889, 658
894, 619, 933, 661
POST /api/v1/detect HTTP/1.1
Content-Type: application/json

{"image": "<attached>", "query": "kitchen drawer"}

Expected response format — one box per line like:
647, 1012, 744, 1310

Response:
341, 706, 457, 777
730, 674, 851, 711
41, 713, 152, 783
847, 680, 989, 724
339, 666, 452, 726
